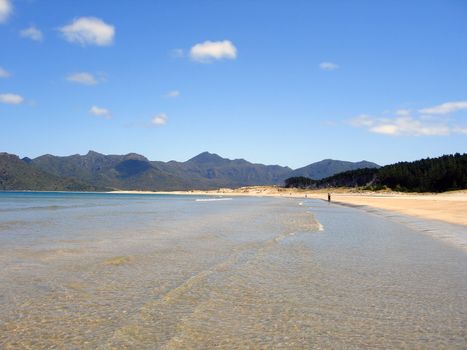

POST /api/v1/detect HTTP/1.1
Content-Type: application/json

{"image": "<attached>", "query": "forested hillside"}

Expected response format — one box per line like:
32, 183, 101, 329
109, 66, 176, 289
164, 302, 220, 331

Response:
0, 153, 101, 191
285, 153, 467, 192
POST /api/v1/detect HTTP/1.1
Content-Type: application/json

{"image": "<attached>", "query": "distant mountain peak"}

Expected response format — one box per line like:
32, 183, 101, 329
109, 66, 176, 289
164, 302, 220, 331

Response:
0, 152, 19, 160
81, 150, 148, 161
187, 152, 226, 164
86, 150, 103, 156
123, 153, 149, 161
291, 159, 380, 180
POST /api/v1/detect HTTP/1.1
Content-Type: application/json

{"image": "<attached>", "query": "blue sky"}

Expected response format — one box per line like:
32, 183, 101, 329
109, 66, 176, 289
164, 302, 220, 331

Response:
1, 0, 466, 168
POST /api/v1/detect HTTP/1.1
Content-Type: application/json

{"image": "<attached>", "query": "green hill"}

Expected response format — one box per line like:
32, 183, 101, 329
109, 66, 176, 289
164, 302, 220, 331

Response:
31, 151, 191, 191
0, 153, 101, 191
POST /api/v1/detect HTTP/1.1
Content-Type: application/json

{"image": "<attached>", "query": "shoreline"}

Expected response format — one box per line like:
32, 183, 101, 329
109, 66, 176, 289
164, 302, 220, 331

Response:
2, 188, 465, 227
111, 187, 467, 227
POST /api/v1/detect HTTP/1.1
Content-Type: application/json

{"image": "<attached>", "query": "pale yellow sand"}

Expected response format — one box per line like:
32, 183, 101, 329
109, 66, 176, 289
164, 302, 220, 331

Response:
111, 188, 467, 227
310, 192, 467, 226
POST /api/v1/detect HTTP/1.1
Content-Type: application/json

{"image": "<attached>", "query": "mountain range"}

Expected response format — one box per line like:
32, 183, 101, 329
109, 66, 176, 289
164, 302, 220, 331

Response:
0, 151, 380, 191
0, 153, 99, 191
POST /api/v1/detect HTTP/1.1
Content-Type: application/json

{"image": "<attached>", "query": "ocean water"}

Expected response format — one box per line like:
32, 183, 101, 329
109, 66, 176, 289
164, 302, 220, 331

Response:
0, 192, 466, 349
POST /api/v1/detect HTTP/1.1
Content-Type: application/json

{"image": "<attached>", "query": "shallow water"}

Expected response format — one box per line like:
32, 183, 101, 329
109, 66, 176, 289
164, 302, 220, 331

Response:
0, 192, 466, 349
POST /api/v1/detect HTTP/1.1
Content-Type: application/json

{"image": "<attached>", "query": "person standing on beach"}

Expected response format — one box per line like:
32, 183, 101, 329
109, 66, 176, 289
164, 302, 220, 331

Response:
328, 193, 331, 202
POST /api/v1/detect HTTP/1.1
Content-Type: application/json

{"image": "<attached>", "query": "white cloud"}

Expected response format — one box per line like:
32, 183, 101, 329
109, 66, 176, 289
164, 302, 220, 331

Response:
0, 67, 10, 78
164, 90, 180, 98
351, 114, 451, 136
190, 40, 237, 63
20, 26, 44, 41
0, 0, 12, 24
371, 117, 450, 136
89, 105, 112, 119
350, 114, 375, 127
419, 101, 467, 115
319, 62, 339, 71
0, 93, 24, 105
66, 72, 99, 85
369, 124, 399, 135
151, 113, 168, 126
60, 17, 115, 46
453, 127, 467, 135
350, 100, 467, 137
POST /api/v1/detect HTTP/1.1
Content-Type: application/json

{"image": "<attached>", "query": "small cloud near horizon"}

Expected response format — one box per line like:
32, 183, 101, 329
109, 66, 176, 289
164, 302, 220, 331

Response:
151, 113, 168, 126
59, 17, 115, 46
20, 26, 44, 41
349, 101, 467, 137
0, 0, 12, 24
89, 105, 112, 119
350, 114, 450, 136
319, 62, 339, 71
190, 40, 237, 63
419, 101, 467, 115
0, 93, 24, 105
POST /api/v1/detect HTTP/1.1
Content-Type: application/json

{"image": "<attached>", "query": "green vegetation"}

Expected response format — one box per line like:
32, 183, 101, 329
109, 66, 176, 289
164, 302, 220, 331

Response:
285, 153, 467, 193
375, 153, 467, 192
284, 176, 317, 188
0, 153, 102, 191
317, 168, 379, 188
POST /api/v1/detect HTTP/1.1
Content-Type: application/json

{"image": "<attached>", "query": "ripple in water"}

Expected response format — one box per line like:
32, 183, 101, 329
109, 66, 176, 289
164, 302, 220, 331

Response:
0, 193, 466, 349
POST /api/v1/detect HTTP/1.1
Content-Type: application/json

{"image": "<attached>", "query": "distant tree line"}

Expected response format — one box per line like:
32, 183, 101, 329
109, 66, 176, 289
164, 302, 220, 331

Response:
284, 153, 467, 193
285, 176, 317, 188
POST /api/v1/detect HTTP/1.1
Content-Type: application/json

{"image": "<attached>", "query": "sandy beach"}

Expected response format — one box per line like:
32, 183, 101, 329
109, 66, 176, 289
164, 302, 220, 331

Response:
315, 192, 467, 227
113, 187, 467, 227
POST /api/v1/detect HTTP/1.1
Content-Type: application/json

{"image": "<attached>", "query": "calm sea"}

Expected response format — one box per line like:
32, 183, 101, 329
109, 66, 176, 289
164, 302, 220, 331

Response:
0, 191, 466, 349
